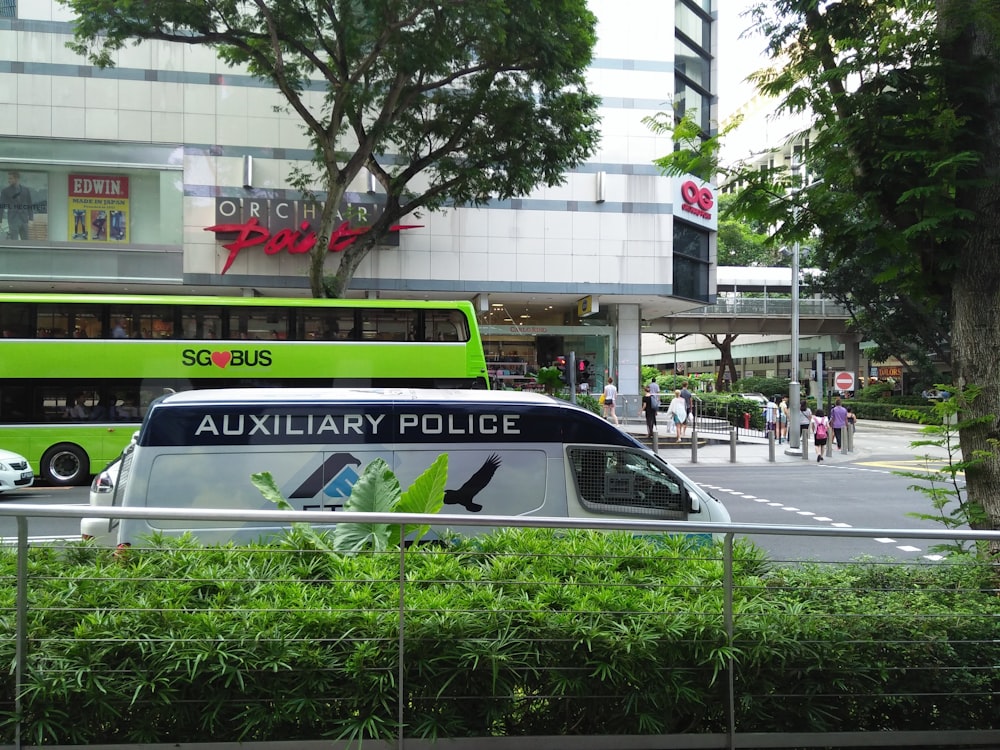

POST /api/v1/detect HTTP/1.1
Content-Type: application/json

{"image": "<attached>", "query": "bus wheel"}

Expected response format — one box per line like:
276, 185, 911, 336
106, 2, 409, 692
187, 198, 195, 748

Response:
41, 444, 89, 486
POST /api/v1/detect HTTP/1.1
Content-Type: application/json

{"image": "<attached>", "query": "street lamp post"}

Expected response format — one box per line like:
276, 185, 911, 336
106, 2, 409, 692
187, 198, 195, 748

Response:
788, 227, 802, 450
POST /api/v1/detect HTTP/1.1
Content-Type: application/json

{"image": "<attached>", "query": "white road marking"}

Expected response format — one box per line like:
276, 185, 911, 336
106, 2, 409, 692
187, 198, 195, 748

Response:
874, 537, 896, 544
896, 545, 922, 552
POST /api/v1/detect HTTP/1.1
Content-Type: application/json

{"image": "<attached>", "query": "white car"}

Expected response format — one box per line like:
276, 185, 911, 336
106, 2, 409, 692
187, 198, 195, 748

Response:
0, 448, 34, 493
81, 456, 121, 544
81, 431, 137, 544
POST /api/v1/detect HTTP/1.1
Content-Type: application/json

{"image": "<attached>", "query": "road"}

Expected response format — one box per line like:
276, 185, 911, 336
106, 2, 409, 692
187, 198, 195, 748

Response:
0, 484, 86, 544
680, 420, 969, 563
685, 459, 964, 563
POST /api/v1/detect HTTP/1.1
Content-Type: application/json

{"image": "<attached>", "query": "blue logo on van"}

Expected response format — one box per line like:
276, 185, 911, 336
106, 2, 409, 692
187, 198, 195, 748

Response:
289, 453, 362, 499
324, 465, 360, 498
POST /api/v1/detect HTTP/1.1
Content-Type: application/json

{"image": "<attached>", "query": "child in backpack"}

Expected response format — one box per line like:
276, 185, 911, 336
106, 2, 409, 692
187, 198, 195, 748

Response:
811, 408, 829, 463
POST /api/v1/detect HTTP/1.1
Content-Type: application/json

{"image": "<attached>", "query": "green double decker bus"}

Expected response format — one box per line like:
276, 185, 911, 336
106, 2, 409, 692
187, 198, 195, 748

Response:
0, 292, 489, 485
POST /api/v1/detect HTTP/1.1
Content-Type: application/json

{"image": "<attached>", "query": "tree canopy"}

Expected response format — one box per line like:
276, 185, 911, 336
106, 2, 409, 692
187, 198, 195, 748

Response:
743, 0, 1000, 539
655, 0, 1000, 538
62, 0, 602, 297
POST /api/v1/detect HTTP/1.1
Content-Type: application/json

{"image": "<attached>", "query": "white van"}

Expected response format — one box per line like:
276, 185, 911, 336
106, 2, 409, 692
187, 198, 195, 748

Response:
83, 388, 730, 546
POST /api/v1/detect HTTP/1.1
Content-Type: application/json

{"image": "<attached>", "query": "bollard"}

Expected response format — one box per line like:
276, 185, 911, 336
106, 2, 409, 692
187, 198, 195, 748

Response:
730, 426, 737, 463
845, 423, 854, 453
690, 423, 698, 464
768, 429, 776, 462
802, 429, 810, 461
827, 432, 834, 458
652, 430, 659, 453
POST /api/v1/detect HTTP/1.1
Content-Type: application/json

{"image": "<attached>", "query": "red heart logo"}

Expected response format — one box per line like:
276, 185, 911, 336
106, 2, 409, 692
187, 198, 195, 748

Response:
211, 351, 232, 368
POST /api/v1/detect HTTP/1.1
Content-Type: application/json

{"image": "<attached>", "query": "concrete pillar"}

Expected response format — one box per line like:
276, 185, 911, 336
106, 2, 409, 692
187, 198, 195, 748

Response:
616, 304, 642, 416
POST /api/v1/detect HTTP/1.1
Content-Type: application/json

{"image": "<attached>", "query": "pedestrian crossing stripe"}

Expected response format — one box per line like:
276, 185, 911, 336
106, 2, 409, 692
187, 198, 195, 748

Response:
857, 459, 964, 475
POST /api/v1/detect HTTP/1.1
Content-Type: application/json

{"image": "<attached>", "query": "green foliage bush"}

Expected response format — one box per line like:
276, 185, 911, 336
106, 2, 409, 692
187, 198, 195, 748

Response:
732, 376, 790, 399
848, 400, 937, 424
1, 532, 994, 744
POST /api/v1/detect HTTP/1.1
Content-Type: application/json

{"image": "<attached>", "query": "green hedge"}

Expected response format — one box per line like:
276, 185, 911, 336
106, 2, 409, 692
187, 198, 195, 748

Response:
847, 400, 939, 424
0, 532, 995, 743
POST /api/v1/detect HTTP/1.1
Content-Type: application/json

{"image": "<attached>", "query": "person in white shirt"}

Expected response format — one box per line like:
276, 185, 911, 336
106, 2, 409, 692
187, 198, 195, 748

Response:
667, 389, 688, 442
602, 378, 619, 425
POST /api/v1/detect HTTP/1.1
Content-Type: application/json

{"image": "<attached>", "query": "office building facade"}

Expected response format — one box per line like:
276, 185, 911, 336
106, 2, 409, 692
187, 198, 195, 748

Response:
0, 0, 719, 404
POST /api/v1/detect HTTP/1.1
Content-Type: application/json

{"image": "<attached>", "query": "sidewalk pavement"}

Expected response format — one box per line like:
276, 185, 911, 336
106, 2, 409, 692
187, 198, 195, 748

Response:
616, 417, 926, 466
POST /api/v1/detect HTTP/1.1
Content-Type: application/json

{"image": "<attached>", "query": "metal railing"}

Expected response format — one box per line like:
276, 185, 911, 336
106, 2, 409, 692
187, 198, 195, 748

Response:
1, 503, 998, 750
676, 297, 852, 318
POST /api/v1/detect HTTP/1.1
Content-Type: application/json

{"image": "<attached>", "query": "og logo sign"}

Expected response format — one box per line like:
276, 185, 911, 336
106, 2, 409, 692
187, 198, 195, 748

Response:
680, 180, 715, 220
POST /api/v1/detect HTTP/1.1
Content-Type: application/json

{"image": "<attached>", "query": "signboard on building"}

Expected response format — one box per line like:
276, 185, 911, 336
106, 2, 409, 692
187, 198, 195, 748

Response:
205, 195, 420, 274
68, 174, 129, 243
673, 176, 718, 231
877, 366, 903, 379
577, 295, 599, 317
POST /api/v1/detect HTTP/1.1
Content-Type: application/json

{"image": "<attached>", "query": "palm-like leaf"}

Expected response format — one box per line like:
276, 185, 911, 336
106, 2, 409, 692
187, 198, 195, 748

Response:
251, 471, 332, 551
390, 454, 448, 547
332, 459, 400, 553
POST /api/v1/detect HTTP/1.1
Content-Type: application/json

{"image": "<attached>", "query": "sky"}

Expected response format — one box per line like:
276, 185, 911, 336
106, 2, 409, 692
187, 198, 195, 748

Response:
715, 1, 811, 163
717, 0, 769, 121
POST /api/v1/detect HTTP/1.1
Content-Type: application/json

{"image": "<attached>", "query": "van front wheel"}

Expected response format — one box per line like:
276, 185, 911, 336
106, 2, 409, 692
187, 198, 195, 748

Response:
41, 444, 89, 486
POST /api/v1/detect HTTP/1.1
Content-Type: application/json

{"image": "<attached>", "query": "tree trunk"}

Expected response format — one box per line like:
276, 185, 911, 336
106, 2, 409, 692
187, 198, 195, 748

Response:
306, 182, 384, 299
707, 334, 739, 392
938, 0, 1000, 544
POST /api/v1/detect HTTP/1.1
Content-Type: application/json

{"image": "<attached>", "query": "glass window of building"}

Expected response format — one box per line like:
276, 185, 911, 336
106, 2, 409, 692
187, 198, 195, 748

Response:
673, 221, 711, 302
675, 0, 710, 50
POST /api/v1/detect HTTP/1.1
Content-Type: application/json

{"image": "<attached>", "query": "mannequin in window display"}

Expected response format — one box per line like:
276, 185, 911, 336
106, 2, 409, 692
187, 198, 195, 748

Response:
0, 171, 33, 240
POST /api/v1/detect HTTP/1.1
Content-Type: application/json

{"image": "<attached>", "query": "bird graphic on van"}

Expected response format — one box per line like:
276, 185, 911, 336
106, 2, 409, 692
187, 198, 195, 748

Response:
287, 452, 500, 513
443, 453, 501, 513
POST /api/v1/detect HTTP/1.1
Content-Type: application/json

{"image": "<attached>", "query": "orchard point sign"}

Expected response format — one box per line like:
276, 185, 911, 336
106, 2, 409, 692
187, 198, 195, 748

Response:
205, 196, 420, 274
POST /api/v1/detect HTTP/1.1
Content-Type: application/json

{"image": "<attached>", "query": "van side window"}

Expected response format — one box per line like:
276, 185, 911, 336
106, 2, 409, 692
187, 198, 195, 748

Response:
568, 447, 685, 518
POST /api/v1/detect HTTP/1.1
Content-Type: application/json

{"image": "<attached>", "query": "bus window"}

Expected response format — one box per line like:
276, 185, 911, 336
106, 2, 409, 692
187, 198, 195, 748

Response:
227, 307, 288, 340
0, 302, 30, 338
367, 309, 414, 341
0, 385, 30, 421
426, 310, 468, 342
37, 303, 101, 339
300, 309, 343, 340
108, 306, 174, 339
181, 309, 223, 339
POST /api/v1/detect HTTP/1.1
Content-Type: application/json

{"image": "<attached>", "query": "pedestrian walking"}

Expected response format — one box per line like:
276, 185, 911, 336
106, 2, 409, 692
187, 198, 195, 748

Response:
641, 385, 657, 438
811, 408, 830, 462
829, 398, 849, 450
602, 378, 619, 425
667, 389, 688, 442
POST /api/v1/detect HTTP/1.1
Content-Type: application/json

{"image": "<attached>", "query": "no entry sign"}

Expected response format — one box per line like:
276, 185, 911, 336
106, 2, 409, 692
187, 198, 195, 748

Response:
834, 371, 855, 392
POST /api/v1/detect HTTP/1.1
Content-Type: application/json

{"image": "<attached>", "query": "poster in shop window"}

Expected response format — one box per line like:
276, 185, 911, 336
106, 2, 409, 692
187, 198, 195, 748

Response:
68, 174, 129, 243
0, 169, 48, 241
